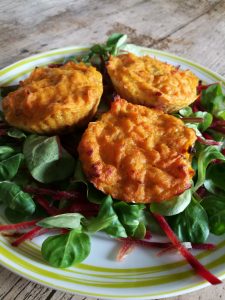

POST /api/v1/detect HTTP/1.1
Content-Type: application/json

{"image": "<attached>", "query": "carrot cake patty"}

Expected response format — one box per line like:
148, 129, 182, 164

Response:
107, 53, 198, 113
2, 61, 103, 134
78, 98, 196, 203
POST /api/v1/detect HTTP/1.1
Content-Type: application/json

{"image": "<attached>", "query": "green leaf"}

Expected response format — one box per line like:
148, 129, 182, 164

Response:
38, 213, 85, 230
113, 201, 146, 238
73, 160, 105, 204
202, 195, 225, 235
193, 111, 213, 132
133, 221, 146, 239
12, 168, 33, 187
23, 135, 75, 183
86, 195, 127, 237
0, 181, 35, 215
106, 33, 127, 55
0, 153, 24, 180
41, 229, 91, 268
4, 207, 30, 223
205, 162, 225, 192
169, 198, 209, 243
7, 128, 27, 139
201, 84, 225, 119
179, 107, 193, 117
193, 145, 225, 191
150, 188, 192, 216
0, 146, 15, 160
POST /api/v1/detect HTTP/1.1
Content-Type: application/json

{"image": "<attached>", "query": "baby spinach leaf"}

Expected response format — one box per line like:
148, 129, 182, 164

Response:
193, 145, 225, 191
169, 198, 209, 243
201, 84, 225, 119
133, 221, 146, 239
73, 160, 105, 204
65, 33, 127, 65
179, 107, 193, 117
0, 146, 15, 160
0, 153, 24, 180
113, 201, 146, 238
204, 178, 219, 195
179, 108, 212, 132
202, 195, 225, 235
41, 229, 91, 268
23, 135, 75, 183
193, 111, 213, 132
86, 195, 127, 237
38, 213, 85, 230
0, 181, 35, 214
12, 168, 33, 187
4, 207, 30, 223
150, 188, 192, 216
106, 33, 127, 55
205, 162, 225, 192
7, 128, 27, 139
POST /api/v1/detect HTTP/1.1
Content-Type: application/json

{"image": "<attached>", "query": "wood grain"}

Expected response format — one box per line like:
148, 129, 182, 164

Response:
1, 0, 225, 299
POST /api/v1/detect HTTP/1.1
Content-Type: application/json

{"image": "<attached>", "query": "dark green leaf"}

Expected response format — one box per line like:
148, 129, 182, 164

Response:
73, 160, 105, 204
150, 188, 192, 216
202, 195, 225, 235
169, 198, 209, 243
0, 146, 15, 160
205, 162, 225, 192
86, 195, 127, 237
23, 135, 75, 183
106, 33, 127, 55
4, 207, 30, 223
113, 201, 146, 238
193, 146, 225, 191
0, 153, 24, 180
41, 229, 91, 268
0, 181, 35, 214
201, 84, 225, 119
7, 128, 27, 139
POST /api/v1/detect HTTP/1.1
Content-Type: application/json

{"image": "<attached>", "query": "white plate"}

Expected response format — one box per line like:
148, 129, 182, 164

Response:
0, 44, 225, 299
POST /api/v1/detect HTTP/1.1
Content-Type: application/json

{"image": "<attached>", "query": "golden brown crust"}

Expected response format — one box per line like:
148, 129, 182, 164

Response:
78, 98, 196, 203
107, 53, 199, 113
2, 62, 103, 134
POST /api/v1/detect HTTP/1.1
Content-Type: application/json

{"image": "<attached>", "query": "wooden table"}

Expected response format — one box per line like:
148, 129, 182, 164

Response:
0, 0, 225, 299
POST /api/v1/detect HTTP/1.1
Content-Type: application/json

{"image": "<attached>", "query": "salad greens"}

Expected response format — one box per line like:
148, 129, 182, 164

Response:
41, 229, 91, 268
150, 188, 192, 216
23, 135, 75, 183
202, 195, 225, 235
168, 198, 209, 243
0, 34, 225, 271
201, 84, 225, 120
0, 181, 35, 215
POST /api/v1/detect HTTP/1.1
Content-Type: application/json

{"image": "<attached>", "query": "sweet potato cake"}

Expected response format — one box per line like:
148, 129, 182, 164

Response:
107, 53, 199, 113
78, 98, 196, 203
2, 62, 103, 134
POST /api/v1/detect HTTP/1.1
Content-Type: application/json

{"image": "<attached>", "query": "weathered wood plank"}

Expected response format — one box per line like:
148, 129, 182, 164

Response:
153, 0, 225, 77
0, 0, 222, 69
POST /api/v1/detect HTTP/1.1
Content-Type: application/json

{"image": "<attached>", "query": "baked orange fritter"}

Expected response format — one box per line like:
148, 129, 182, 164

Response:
107, 53, 199, 113
78, 98, 196, 203
2, 62, 103, 134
